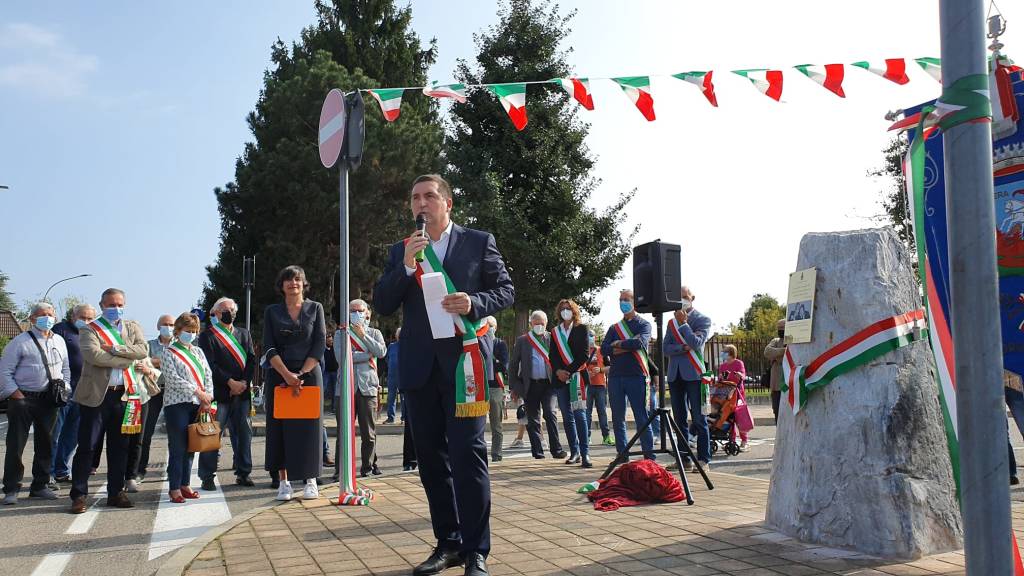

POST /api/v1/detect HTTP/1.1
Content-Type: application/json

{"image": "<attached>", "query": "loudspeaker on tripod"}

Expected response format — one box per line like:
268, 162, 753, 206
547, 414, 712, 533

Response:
633, 240, 683, 314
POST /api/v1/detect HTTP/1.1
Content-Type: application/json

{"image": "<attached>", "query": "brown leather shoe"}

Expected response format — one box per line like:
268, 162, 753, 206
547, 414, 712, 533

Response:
70, 496, 87, 514
106, 491, 134, 508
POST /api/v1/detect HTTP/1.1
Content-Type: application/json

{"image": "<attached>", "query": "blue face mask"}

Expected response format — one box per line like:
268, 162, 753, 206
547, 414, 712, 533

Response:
159, 325, 173, 338
35, 316, 56, 332
102, 307, 124, 322
178, 331, 197, 344
74, 319, 89, 330
350, 311, 365, 326
619, 301, 633, 314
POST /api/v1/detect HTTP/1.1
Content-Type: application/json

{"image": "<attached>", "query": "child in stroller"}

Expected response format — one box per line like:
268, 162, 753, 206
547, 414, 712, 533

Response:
705, 345, 751, 456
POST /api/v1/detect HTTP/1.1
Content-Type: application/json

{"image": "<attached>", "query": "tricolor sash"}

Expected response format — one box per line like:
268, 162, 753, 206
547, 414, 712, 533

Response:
669, 317, 713, 406
349, 331, 377, 372
526, 331, 553, 368
211, 322, 247, 371
168, 341, 217, 420
89, 318, 143, 434
553, 324, 586, 410
335, 336, 373, 506
612, 319, 650, 379
410, 242, 490, 418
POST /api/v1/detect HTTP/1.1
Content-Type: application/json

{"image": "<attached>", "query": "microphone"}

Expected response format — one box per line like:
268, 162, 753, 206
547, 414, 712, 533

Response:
415, 213, 427, 262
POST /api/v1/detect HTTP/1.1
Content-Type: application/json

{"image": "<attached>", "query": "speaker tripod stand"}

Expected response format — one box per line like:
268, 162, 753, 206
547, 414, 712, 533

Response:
599, 311, 714, 505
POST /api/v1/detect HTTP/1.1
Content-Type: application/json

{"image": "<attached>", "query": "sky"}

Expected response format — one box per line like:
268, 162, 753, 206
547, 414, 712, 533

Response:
2, 1, 1021, 338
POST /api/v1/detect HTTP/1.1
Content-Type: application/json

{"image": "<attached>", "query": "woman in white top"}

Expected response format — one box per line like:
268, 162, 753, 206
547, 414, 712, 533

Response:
161, 313, 214, 503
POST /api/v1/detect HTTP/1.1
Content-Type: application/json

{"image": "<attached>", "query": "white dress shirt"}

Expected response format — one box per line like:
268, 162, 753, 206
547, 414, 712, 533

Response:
405, 219, 454, 276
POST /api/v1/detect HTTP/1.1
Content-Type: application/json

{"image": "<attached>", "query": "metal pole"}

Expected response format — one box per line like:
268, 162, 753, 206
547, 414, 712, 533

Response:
940, 1, 1012, 573
245, 257, 253, 333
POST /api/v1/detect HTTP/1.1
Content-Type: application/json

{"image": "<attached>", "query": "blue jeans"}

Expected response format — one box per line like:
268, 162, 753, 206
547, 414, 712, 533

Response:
387, 375, 399, 421
555, 386, 589, 457
608, 375, 655, 459
648, 383, 661, 439
669, 378, 711, 463
52, 401, 80, 478
587, 385, 609, 437
164, 403, 199, 489
198, 395, 253, 481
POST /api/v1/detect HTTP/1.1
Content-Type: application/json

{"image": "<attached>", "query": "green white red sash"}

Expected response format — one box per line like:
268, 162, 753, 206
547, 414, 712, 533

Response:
668, 318, 714, 389
553, 324, 586, 410
167, 341, 218, 419
410, 241, 489, 418
781, 309, 927, 415
612, 319, 650, 378
211, 322, 247, 371
349, 331, 377, 372
335, 336, 373, 506
526, 331, 553, 368
89, 318, 143, 434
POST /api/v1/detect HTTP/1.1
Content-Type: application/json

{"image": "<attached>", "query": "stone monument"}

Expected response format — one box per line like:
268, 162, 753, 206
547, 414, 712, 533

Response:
765, 228, 963, 559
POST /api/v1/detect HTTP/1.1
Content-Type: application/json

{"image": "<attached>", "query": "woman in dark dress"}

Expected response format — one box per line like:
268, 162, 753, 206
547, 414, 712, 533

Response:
263, 265, 326, 501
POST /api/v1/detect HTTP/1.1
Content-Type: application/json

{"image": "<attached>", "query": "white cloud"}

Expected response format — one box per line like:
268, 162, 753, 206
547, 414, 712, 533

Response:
0, 23, 97, 98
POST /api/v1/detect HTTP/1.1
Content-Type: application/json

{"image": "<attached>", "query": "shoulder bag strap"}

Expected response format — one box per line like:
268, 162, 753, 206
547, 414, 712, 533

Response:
28, 332, 56, 384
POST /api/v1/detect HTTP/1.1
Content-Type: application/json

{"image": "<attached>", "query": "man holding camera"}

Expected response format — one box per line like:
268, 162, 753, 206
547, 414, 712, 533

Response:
0, 302, 71, 504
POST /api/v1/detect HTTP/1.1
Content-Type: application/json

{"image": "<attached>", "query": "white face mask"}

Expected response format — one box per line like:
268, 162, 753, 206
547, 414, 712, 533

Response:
560, 309, 573, 321
680, 298, 692, 310
531, 324, 545, 336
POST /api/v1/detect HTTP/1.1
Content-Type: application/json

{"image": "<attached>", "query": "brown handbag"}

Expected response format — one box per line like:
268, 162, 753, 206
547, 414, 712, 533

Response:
187, 411, 221, 453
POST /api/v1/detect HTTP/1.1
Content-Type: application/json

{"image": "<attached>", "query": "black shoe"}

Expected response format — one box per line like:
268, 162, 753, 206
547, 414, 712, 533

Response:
412, 546, 463, 576
552, 450, 567, 459
581, 456, 593, 469
271, 478, 280, 490
403, 465, 414, 471
565, 453, 581, 465
1013, 476, 1020, 486
371, 464, 383, 476
491, 454, 502, 462
464, 552, 489, 576
384, 418, 395, 424
236, 475, 255, 487
201, 478, 217, 491
360, 470, 370, 478
54, 476, 72, 484
533, 453, 546, 459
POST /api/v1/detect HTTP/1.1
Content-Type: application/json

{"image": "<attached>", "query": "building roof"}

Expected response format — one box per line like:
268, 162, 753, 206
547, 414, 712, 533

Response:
0, 309, 23, 340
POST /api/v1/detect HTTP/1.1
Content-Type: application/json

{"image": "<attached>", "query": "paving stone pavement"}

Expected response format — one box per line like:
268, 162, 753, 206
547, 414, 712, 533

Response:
182, 457, 1016, 576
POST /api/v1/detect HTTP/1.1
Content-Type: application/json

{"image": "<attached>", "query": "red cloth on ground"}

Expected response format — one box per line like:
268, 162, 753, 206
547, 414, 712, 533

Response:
586, 459, 686, 511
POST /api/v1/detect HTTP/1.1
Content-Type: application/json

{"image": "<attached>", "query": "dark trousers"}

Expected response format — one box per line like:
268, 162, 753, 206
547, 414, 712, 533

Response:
402, 393, 417, 468
137, 391, 164, 477
3, 395, 58, 494
405, 359, 490, 556
771, 390, 782, 423
586, 385, 609, 437
669, 378, 711, 463
525, 379, 562, 457
72, 389, 130, 499
52, 400, 81, 479
125, 401, 150, 480
198, 395, 253, 481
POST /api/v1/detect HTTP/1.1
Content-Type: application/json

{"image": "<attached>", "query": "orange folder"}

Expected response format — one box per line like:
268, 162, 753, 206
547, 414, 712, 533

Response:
273, 386, 322, 419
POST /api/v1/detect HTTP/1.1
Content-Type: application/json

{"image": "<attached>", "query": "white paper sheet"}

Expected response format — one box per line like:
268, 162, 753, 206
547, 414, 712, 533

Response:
421, 272, 457, 339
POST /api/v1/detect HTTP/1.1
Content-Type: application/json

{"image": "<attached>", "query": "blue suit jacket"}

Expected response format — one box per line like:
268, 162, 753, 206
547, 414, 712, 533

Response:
373, 223, 516, 391
664, 308, 712, 382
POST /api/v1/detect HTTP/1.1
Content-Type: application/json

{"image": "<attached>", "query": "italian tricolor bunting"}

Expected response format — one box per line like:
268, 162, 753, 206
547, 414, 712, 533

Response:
422, 82, 467, 103
851, 59, 910, 85
553, 77, 594, 110
612, 76, 655, 121
915, 57, 942, 83
335, 335, 373, 506
89, 318, 143, 434
672, 71, 718, 107
367, 88, 404, 122
794, 64, 846, 98
488, 83, 528, 130
732, 69, 784, 101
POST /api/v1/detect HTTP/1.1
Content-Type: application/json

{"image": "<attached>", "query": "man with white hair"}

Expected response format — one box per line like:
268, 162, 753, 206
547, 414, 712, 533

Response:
508, 310, 565, 459
335, 298, 387, 477
50, 303, 97, 484
1, 302, 71, 504
198, 296, 256, 489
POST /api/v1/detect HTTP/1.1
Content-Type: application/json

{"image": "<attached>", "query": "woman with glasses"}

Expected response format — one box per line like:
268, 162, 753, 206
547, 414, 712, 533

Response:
263, 265, 326, 501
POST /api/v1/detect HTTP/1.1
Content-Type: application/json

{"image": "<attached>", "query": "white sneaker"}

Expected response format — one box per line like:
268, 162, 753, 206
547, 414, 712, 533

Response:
509, 439, 524, 448
303, 479, 319, 500
739, 440, 749, 452
276, 481, 293, 501
125, 479, 139, 493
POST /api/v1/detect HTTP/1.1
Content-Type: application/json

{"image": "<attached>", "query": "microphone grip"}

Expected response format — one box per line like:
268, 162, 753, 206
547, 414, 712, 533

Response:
414, 222, 426, 263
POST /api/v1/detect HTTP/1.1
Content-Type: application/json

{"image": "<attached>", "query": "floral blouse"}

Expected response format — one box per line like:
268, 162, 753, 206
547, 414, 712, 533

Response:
161, 342, 214, 407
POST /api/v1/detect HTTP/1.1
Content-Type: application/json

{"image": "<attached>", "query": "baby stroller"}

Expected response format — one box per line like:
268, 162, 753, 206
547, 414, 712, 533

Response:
705, 379, 741, 456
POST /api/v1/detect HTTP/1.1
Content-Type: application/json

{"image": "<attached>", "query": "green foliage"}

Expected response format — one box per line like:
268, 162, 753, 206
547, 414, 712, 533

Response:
0, 334, 8, 355
203, 0, 443, 336
728, 293, 785, 339
869, 136, 914, 255
0, 270, 15, 312
444, 0, 637, 320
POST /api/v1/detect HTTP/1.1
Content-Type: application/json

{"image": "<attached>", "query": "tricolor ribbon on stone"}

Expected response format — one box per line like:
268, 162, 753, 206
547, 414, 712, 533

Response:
552, 324, 586, 410
673, 71, 718, 107
89, 318, 144, 434
732, 69, 784, 102
612, 76, 655, 121
553, 77, 594, 110
411, 242, 491, 417
422, 82, 467, 103
210, 321, 247, 371
366, 88, 405, 122
487, 83, 528, 130
780, 309, 928, 415
335, 335, 373, 506
794, 63, 846, 98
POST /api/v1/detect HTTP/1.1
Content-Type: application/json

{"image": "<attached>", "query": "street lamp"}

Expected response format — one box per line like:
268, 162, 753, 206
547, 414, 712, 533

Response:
42, 273, 92, 303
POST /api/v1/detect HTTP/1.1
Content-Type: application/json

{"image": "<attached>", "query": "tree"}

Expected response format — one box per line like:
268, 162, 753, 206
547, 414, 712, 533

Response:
729, 293, 786, 339
444, 0, 638, 334
202, 0, 443, 337
869, 136, 913, 255
0, 270, 15, 312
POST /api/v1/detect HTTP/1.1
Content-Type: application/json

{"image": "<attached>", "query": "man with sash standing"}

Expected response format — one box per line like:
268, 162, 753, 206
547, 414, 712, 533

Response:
337, 298, 387, 478
71, 288, 149, 513
197, 297, 256, 490
601, 289, 655, 461
484, 316, 508, 462
374, 174, 515, 576
509, 311, 566, 460
663, 286, 713, 470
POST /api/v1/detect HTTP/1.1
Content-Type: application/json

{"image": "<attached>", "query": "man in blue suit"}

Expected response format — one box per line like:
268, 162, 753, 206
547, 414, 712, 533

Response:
663, 286, 713, 470
374, 174, 515, 576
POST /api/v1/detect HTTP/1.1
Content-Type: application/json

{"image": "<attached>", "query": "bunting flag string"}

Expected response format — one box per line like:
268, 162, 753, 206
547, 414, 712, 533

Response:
357, 56, 941, 128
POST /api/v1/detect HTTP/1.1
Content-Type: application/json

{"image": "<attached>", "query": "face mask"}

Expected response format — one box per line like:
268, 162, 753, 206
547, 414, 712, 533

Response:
350, 311, 365, 326
619, 301, 633, 314
219, 310, 235, 325
488, 326, 495, 335
102, 307, 124, 322
588, 337, 595, 347
74, 319, 89, 330
178, 331, 197, 344
159, 325, 174, 338
531, 324, 545, 336
680, 298, 692, 310
778, 330, 785, 338
35, 316, 56, 331
560, 309, 573, 321
720, 352, 730, 363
